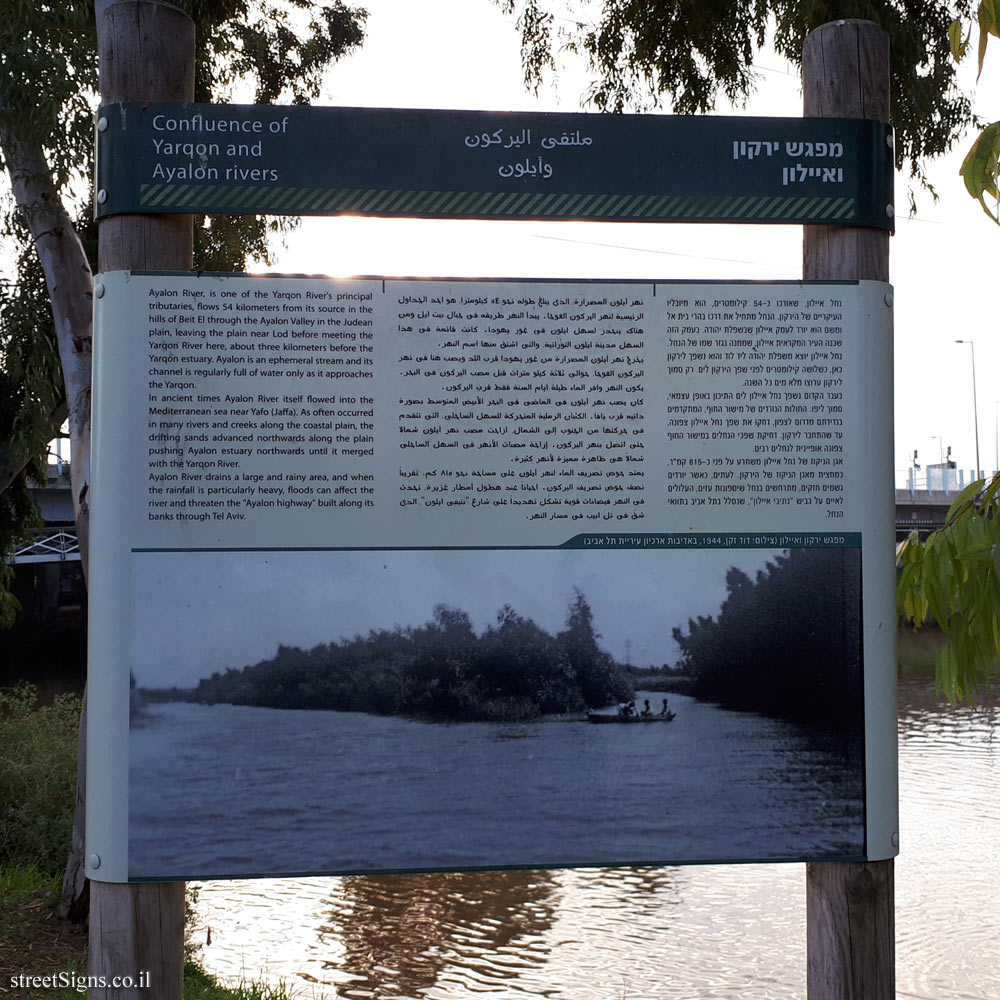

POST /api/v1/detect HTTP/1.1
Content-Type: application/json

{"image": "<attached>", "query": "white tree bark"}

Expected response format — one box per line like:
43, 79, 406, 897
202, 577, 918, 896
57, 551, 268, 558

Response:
0, 124, 93, 572
0, 111, 94, 917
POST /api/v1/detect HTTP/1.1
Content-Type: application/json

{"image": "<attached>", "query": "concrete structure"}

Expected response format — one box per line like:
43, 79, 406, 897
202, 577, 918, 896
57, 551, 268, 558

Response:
895, 469, 991, 541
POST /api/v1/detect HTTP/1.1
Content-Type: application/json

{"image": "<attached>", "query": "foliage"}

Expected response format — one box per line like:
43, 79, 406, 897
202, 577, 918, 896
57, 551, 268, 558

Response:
175, 593, 632, 721
558, 586, 631, 707
0, 684, 82, 875
0, 862, 293, 1000
0, 215, 88, 625
672, 548, 863, 725
498, 0, 973, 195
897, 475, 1000, 700
183, 962, 299, 1000
0, 864, 88, 1000
950, 1, 1000, 220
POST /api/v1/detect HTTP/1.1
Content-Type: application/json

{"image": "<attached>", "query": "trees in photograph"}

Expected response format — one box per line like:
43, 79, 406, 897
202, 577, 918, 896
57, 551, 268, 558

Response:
179, 590, 632, 722
673, 549, 862, 724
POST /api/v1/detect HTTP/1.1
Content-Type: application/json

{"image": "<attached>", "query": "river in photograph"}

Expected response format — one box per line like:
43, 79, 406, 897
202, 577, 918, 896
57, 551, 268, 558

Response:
164, 678, 1000, 1000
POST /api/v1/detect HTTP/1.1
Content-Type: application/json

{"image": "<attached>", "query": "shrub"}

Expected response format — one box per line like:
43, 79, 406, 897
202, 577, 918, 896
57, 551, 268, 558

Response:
0, 682, 81, 875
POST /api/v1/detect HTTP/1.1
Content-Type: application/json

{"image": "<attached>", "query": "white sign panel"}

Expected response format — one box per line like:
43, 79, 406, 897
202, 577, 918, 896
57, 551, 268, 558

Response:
87, 271, 896, 881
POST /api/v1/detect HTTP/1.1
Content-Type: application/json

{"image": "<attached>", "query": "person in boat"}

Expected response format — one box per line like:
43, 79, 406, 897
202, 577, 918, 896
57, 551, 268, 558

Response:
660, 698, 671, 716
641, 699, 652, 717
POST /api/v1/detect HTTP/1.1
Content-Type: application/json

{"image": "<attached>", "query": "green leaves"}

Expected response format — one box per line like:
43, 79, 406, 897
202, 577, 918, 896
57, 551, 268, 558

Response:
0, 0, 369, 614
947, 3, 1000, 221
945, 476, 987, 521
960, 121, 1000, 223
896, 473, 1000, 701
949, 17, 971, 60
977, 0, 1000, 77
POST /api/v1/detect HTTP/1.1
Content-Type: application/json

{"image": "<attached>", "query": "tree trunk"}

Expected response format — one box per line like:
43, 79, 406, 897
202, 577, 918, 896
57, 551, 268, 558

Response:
0, 97, 95, 923
88, 4, 195, 996
802, 19, 895, 1000
0, 121, 94, 576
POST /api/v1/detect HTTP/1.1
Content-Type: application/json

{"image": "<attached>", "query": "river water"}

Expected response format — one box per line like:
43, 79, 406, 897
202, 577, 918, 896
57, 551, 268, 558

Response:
129, 689, 863, 877
175, 679, 996, 999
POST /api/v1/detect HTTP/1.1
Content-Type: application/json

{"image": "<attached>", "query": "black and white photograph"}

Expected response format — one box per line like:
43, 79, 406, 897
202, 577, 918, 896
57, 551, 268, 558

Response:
128, 545, 865, 878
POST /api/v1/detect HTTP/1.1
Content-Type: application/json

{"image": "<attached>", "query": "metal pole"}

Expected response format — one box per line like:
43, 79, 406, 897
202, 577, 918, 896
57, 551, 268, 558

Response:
955, 340, 980, 478
994, 401, 998, 475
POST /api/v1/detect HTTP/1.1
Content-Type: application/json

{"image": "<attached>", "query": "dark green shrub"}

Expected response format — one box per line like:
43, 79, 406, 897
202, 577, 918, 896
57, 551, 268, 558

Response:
0, 683, 80, 875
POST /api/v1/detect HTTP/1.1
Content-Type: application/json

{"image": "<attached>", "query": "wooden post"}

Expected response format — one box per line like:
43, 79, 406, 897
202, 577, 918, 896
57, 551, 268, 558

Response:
91, 3, 194, 997
802, 19, 895, 1000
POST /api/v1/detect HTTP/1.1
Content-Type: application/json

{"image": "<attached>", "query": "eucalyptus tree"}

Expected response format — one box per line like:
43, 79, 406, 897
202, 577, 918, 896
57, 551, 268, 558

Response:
892, 3, 1000, 702
499, 1, 1000, 700
496, 0, 974, 199
0, 0, 366, 591
0, 0, 366, 917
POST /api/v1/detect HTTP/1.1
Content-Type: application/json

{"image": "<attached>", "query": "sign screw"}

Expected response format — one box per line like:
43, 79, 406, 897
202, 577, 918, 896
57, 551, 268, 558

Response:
89, 854, 101, 870
98, 117, 108, 133
891, 831, 899, 848
95, 283, 105, 299
883, 291, 893, 308
885, 203, 894, 218
97, 189, 108, 205
885, 133, 893, 150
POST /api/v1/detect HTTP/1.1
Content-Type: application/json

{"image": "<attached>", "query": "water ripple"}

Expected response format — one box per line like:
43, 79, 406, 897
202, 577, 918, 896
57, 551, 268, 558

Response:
192, 679, 998, 1000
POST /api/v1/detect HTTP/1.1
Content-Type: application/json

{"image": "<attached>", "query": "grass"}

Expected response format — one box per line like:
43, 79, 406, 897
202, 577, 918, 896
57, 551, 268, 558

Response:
1, 863, 302, 999
0, 684, 303, 999
0, 864, 87, 999
183, 964, 304, 1000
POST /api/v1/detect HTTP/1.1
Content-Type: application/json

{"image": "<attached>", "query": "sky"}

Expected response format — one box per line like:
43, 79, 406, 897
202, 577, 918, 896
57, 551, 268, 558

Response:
130, 547, 790, 687
254, 0, 1000, 489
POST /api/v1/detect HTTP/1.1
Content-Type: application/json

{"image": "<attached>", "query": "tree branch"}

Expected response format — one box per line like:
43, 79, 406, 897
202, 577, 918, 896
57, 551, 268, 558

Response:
0, 399, 69, 496
0, 108, 93, 574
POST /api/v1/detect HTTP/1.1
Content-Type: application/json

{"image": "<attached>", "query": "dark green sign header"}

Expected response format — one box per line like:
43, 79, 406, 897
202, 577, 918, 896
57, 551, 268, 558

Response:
96, 103, 894, 229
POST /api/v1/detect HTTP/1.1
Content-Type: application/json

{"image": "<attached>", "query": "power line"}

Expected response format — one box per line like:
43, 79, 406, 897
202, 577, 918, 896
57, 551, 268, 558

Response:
529, 232, 795, 267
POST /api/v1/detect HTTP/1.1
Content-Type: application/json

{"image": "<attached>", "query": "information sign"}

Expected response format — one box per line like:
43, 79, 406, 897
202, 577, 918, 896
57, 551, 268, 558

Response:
86, 271, 896, 882
95, 103, 894, 229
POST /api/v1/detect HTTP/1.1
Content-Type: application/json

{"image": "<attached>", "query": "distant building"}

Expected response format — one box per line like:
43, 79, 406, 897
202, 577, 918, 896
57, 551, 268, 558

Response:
926, 461, 958, 492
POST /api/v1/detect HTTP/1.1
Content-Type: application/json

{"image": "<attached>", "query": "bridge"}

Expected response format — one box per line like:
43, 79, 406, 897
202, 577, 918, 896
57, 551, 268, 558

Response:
10, 529, 80, 564
12, 471, 79, 564
895, 487, 960, 541
6, 469, 84, 629
894, 465, 993, 541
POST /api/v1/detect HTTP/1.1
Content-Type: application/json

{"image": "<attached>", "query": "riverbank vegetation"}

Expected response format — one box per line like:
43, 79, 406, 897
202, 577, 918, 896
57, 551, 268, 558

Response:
0, 683, 79, 875
0, 683, 303, 999
177, 590, 632, 722
672, 548, 863, 726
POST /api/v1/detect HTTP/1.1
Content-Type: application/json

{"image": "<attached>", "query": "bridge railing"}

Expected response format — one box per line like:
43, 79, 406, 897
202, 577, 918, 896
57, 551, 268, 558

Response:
8, 529, 81, 564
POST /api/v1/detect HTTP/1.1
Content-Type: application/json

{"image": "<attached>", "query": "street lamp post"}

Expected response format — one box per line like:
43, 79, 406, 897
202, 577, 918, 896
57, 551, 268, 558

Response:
955, 339, 981, 479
